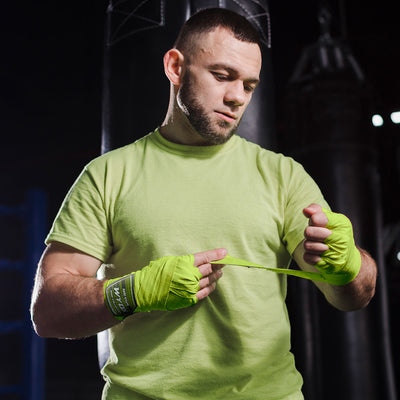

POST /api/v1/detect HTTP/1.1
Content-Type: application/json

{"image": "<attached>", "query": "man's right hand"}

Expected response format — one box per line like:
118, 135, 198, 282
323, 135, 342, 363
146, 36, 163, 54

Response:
104, 248, 227, 319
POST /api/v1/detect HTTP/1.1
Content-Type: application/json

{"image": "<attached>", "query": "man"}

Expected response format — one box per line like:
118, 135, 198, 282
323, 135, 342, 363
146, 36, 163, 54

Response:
30, 8, 377, 399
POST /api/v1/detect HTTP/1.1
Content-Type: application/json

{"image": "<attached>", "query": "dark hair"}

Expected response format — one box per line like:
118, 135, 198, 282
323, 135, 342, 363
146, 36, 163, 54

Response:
174, 8, 262, 58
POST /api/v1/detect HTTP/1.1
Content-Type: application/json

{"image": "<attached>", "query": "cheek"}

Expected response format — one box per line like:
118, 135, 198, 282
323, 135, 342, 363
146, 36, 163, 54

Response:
194, 74, 222, 102
202, 84, 225, 107
241, 93, 254, 110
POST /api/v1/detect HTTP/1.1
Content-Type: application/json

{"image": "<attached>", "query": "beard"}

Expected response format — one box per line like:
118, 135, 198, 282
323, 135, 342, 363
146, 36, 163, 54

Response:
177, 70, 241, 145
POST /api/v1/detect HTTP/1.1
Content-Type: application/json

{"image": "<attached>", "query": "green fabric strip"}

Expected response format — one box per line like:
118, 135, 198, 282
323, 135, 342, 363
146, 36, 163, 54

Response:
210, 254, 352, 285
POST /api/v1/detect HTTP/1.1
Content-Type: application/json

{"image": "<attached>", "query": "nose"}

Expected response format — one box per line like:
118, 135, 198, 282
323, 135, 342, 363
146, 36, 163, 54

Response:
223, 81, 246, 107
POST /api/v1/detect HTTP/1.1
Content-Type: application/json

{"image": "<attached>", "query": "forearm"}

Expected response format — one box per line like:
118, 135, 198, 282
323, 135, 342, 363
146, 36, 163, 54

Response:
31, 273, 118, 339
31, 244, 226, 338
321, 247, 377, 311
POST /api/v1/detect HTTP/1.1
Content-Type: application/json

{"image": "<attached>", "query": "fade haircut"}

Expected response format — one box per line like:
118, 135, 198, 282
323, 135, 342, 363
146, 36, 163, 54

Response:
174, 8, 262, 61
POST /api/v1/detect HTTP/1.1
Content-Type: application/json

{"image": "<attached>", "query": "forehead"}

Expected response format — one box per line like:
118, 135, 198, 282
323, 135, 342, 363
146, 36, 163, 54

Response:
191, 27, 262, 76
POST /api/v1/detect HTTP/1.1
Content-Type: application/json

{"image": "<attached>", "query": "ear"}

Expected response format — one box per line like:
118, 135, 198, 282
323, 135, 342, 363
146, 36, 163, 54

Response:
163, 49, 185, 86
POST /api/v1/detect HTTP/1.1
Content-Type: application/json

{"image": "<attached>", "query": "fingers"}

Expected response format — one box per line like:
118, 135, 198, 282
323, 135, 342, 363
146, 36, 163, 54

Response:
303, 251, 323, 265
199, 268, 223, 289
197, 269, 223, 300
303, 203, 331, 247
303, 239, 329, 264
196, 282, 217, 300
193, 247, 226, 278
304, 226, 332, 242
304, 240, 329, 254
303, 226, 331, 265
303, 203, 329, 227
193, 248, 227, 267
303, 203, 322, 217
303, 204, 331, 265
193, 248, 227, 301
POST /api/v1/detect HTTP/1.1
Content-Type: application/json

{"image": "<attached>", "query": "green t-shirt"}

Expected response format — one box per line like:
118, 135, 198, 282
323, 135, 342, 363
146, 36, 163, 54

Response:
47, 129, 328, 399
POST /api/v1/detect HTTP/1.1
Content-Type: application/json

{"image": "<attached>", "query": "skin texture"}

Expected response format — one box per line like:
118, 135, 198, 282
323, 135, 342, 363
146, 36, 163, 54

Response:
31, 243, 226, 338
160, 27, 261, 146
30, 28, 376, 339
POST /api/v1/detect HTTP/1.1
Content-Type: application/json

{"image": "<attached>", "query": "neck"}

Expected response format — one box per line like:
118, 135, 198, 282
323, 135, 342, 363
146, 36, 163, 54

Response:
160, 102, 212, 146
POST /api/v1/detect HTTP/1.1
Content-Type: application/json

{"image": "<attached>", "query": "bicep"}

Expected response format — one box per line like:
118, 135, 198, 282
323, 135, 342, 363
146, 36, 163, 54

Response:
38, 241, 103, 280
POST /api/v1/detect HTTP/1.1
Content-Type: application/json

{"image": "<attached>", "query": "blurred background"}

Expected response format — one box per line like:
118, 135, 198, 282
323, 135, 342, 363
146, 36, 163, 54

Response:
1, 1, 399, 399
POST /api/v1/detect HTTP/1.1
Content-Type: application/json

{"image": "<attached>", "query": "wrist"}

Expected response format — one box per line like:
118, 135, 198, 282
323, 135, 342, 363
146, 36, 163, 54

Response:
103, 273, 137, 321
103, 254, 202, 319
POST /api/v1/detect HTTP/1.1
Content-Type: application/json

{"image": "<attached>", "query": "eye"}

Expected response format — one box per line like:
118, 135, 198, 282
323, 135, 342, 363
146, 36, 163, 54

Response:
212, 72, 229, 81
244, 84, 256, 93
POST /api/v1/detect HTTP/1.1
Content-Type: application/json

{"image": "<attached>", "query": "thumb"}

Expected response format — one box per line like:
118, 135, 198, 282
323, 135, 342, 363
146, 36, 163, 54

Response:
303, 203, 323, 219
193, 248, 227, 267
304, 203, 329, 228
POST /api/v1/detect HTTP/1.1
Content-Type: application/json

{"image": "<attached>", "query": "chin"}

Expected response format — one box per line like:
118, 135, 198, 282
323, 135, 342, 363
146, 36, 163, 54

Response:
200, 130, 235, 145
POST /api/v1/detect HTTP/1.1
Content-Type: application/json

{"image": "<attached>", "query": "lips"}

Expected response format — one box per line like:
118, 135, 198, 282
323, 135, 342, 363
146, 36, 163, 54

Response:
216, 111, 237, 123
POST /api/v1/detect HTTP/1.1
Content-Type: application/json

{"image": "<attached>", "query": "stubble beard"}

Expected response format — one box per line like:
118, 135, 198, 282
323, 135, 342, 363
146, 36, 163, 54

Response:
178, 72, 240, 145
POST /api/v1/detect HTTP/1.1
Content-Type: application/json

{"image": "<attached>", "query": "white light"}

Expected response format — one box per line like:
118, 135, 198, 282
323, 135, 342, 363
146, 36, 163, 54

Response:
397, 251, 400, 262
390, 111, 400, 124
372, 114, 384, 127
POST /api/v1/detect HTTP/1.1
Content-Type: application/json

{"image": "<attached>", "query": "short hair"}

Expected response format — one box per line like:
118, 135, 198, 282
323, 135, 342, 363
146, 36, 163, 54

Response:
174, 8, 262, 59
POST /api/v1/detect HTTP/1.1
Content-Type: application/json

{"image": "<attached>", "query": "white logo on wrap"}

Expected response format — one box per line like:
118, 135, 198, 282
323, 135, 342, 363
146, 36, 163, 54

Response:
113, 285, 128, 313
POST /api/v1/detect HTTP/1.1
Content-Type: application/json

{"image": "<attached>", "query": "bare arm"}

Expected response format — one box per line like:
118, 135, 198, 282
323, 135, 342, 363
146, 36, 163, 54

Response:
292, 204, 377, 311
30, 242, 226, 339
30, 242, 117, 339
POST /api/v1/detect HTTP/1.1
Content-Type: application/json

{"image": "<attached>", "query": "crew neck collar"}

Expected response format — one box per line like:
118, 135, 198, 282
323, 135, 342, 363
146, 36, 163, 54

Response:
150, 128, 239, 158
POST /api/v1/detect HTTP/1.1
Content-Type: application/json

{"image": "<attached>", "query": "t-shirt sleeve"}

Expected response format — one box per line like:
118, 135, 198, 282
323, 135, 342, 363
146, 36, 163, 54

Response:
281, 157, 330, 256
45, 161, 113, 262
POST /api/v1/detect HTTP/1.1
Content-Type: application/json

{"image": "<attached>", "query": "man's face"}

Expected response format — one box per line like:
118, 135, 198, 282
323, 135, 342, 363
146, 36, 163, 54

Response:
177, 27, 262, 145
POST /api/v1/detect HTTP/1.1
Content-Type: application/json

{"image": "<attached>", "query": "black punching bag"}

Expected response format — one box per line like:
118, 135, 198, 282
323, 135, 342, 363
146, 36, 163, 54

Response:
98, 0, 275, 368
101, 0, 275, 153
282, 7, 397, 400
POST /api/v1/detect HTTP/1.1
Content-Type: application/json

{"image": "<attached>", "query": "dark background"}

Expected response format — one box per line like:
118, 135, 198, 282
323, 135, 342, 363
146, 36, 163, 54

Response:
1, 1, 399, 399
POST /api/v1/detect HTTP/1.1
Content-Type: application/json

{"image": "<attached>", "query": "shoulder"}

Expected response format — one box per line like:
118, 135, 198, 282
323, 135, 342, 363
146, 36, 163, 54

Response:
85, 132, 154, 173
235, 135, 306, 176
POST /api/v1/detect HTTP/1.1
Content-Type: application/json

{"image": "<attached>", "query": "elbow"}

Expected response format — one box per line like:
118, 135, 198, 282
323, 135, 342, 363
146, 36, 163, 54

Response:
30, 302, 49, 338
32, 322, 49, 339
336, 295, 374, 312
329, 280, 376, 312
353, 283, 376, 311
30, 296, 58, 338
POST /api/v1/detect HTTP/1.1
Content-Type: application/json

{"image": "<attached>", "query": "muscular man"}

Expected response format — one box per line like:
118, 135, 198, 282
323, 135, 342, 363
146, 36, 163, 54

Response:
31, 8, 376, 399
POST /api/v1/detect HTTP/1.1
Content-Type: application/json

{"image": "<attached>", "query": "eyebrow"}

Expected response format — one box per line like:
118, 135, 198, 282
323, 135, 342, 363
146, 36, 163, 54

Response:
208, 63, 260, 85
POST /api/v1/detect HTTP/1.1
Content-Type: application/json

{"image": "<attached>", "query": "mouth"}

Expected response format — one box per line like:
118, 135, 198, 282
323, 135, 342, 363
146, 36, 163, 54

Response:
215, 111, 237, 123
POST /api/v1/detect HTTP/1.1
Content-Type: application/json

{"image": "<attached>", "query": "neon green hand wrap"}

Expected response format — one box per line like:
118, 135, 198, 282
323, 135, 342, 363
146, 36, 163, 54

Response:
314, 208, 361, 285
104, 255, 202, 320
211, 210, 361, 286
